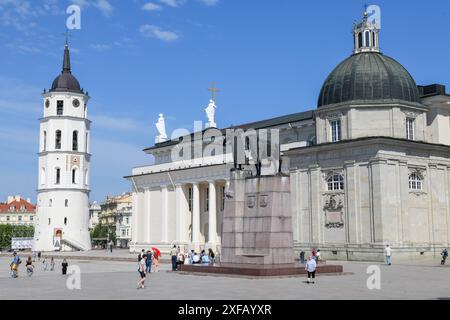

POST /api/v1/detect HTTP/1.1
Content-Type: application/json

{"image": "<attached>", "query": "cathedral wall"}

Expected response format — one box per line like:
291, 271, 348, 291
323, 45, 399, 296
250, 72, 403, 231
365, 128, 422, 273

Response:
289, 139, 450, 261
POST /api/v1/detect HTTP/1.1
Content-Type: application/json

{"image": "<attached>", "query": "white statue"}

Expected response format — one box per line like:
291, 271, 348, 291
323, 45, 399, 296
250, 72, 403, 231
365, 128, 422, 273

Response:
155, 113, 167, 143
205, 99, 217, 128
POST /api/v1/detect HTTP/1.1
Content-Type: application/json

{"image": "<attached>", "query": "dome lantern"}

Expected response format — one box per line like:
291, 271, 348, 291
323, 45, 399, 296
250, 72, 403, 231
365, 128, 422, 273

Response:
353, 10, 380, 54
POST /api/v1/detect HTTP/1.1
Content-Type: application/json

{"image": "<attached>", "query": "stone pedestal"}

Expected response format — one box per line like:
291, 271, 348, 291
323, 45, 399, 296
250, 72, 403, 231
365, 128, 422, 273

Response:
221, 171, 294, 265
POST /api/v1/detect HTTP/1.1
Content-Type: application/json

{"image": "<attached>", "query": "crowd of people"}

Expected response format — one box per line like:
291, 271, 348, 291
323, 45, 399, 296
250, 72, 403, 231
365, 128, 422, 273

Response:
9, 251, 70, 278
136, 245, 218, 289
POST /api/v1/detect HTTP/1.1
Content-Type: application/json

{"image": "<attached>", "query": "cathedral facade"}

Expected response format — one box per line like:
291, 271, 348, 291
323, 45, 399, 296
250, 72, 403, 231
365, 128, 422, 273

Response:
127, 12, 450, 261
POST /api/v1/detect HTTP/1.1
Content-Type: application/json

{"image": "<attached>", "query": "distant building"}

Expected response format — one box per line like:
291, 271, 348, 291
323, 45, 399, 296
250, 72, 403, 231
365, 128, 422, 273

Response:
89, 201, 101, 230
0, 195, 36, 226
99, 193, 132, 248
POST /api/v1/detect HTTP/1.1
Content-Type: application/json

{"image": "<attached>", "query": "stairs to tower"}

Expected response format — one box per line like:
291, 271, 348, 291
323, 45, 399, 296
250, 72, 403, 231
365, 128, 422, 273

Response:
61, 235, 90, 252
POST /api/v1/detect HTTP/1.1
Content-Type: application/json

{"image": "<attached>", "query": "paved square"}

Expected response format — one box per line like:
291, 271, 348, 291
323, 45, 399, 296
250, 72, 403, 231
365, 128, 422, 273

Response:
1, 255, 449, 300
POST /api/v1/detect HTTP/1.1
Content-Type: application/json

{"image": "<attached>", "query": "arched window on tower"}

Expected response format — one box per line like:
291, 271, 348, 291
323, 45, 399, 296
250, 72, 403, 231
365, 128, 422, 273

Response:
55, 168, 61, 185
372, 32, 376, 47
55, 130, 62, 150
72, 131, 78, 151
43, 131, 47, 151
365, 31, 370, 47
41, 167, 46, 185
358, 32, 363, 49
84, 169, 89, 186
72, 168, 77, 184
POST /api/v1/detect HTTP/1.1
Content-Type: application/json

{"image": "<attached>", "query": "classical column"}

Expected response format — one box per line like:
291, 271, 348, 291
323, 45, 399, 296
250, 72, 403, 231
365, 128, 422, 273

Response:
132, 191, 138, 245
192, 182, 200, 247
208, 181, 217, 247
175, 184, 187, 244
145, 188, 151, 243
161, 185, 169, 243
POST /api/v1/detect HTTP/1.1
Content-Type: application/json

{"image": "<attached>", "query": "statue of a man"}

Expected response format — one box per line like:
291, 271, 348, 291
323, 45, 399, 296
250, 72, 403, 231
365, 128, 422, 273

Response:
155, 113, 167, 143
205, 99, 217, 128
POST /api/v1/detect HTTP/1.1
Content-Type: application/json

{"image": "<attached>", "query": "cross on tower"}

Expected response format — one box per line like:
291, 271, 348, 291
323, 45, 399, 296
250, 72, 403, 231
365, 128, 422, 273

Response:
62, 29, 73, 46
208, 81, 221, 101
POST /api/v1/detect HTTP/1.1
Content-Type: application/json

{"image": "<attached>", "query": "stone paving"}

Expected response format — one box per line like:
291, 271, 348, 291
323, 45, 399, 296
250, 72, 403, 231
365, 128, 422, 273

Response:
1, 255, 449, 300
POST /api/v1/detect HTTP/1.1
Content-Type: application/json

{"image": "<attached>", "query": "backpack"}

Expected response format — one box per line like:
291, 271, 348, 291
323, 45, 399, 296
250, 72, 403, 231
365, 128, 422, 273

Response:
137, 254, 142, 262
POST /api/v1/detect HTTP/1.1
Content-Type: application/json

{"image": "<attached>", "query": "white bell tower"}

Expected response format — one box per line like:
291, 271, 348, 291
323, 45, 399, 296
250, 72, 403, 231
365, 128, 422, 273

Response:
33, 39, 92, 252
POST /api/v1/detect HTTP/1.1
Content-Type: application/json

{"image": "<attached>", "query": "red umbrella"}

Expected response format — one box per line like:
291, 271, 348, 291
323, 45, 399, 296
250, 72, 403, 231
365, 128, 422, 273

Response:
151, 247, 161, 257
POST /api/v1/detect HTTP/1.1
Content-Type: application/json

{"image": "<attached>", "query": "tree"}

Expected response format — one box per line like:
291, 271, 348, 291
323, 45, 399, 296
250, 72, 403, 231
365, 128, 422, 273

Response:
90, 223, 116, 246
0, 225, 34, 249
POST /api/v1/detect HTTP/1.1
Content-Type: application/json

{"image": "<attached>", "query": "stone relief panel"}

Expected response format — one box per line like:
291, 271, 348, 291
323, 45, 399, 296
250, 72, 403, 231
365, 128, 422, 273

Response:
323, 194, 344, 229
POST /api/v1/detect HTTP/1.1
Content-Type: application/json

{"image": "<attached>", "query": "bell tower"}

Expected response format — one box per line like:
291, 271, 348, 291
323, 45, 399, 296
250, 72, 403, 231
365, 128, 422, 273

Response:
33, 39, 92, 252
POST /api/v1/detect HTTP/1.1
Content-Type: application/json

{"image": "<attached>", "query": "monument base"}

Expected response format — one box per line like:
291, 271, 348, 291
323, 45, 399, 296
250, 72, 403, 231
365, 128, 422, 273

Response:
179, 263, 343, 278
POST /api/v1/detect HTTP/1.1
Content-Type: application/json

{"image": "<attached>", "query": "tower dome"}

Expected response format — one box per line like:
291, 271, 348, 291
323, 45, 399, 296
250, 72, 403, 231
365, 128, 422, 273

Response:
50, 42, 82, 94
318, 11, 421, 108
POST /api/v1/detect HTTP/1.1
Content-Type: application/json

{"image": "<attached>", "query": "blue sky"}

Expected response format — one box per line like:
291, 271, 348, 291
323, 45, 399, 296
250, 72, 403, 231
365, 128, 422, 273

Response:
0, 0, 449, 203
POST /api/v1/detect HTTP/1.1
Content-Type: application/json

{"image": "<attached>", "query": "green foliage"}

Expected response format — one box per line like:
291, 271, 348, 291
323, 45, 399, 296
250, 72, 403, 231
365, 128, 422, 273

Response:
0, 225, 34, 249
90, 223, 116, 244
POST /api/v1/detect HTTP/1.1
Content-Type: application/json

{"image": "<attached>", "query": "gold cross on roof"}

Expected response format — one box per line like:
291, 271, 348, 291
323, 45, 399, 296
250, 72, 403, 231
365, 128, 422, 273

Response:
208, 81, 221, 101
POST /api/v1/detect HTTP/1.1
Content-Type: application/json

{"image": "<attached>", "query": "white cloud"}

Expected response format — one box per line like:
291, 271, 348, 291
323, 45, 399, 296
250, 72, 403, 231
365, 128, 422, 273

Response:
142, 2, 163, 11
198, 0, 219, 6
89, 43, 111, 52
95, 0, 113, 16
90, 114, 149, 133
70, 0, 113, 17
140, 24, 179, 43
158, 0, 186, 8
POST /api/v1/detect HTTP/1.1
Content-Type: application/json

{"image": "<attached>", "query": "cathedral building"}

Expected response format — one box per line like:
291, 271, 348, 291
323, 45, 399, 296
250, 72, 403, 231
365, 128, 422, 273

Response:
33, 40, 92, 252
127, 12, 450, 261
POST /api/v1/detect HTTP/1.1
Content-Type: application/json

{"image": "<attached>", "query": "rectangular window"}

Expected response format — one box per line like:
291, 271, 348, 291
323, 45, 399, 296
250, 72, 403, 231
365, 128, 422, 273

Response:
56, 169, 61, 184
221, 186, 226, 211
206, 188, 209, 211
406, 118, 415, 140
57, 101, 64, 115
18, 216, 22, 221
30, 216, 33, 221
330, 120, 342, 142
6, 216, 10, 221
188, 187, 193, 212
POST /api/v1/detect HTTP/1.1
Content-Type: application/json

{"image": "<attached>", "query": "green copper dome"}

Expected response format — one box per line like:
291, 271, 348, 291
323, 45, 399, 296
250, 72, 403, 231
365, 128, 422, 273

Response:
318, 52, 421, 108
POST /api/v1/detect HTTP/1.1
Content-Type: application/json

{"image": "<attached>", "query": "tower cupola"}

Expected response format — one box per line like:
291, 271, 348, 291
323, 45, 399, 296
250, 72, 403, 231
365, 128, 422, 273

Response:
353, 10, 380, 54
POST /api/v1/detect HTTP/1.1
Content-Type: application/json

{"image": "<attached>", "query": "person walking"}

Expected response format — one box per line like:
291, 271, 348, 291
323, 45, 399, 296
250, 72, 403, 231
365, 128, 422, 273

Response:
170, 245, 178, 271
50, 257, 55, 271
316, 249, 321, 265
137, 254, 147, 289
62, 259, 68, 275
10, 252, 21, 278
37, 251, 41, 262
109, 240, 114, 253
152, 250, 160, 272
177, 250, 185, 270
299, 249, 305, 264
305, 256, 317, 284
384, 245, 392, 266
43, 257, 49, 271
441, 248, 448, 265
138, 249, 145, 262
145, 250, 153, 274
26, 256, 34, 277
